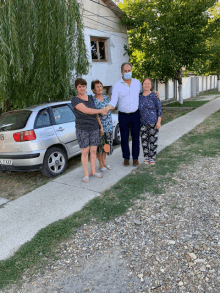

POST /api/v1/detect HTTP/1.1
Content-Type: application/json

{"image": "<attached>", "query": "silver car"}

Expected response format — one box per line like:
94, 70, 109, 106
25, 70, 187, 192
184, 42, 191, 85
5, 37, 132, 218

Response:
0, 101, 120, 177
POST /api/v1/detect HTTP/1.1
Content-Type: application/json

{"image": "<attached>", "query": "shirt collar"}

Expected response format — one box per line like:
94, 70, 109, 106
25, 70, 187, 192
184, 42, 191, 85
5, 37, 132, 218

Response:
120, 77, 134, 84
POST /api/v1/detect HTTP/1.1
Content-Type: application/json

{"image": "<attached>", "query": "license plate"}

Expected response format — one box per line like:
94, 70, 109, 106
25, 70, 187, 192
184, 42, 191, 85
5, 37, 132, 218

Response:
0, 159, 13, 165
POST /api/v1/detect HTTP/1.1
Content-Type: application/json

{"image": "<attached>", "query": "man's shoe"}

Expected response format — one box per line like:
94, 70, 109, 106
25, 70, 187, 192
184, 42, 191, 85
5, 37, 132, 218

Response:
133, 159, 139, 166
124, 159, 130, 166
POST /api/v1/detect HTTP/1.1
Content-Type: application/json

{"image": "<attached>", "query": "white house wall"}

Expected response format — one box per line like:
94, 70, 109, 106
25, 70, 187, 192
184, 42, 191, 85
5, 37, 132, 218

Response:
82, 27, 129, 94
82, 0, 127, 33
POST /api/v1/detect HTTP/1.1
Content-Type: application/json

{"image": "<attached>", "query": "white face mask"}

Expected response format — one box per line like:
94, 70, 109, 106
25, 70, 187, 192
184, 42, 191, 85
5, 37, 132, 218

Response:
123, 72, 132, 80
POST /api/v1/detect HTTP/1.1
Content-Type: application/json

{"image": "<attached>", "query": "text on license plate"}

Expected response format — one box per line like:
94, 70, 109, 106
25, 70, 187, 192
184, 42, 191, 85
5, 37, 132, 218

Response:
0, 159, 13, 165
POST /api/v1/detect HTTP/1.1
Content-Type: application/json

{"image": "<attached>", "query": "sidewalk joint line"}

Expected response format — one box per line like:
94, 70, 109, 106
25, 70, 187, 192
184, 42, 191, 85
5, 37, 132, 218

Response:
51, 180, 101, 194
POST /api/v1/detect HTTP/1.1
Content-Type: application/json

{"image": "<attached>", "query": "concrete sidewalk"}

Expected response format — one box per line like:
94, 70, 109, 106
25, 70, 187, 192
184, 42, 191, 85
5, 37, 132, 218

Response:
0, 96, 220, 261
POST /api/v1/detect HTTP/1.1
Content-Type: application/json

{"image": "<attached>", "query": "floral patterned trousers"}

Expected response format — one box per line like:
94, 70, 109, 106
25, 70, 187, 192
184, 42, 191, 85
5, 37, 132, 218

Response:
140, 124, 159, 160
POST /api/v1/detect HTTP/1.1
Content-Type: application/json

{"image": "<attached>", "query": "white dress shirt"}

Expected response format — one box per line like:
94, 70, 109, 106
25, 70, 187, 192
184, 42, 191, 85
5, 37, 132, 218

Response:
109, 78, 142, 113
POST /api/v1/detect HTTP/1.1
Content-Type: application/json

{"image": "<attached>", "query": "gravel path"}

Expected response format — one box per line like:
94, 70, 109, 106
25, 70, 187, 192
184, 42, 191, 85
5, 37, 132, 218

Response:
2, 156, 220, 293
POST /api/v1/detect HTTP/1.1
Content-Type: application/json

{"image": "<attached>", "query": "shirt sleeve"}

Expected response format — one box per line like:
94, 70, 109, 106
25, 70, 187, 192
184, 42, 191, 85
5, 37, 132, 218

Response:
71, 96, 81, 109
109, 83, 119, 108
138, 80, 142, 93
154, 93, 162, 117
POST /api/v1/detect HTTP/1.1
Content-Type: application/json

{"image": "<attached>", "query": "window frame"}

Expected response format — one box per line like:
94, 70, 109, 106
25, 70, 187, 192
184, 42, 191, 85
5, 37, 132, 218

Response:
34, 108, 52, 129
49, 104, 76, 125
90, 37, 108, 62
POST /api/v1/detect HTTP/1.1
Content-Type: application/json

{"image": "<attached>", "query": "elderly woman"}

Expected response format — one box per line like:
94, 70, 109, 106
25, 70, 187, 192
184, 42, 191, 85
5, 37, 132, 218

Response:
92, 80, 113, 172
139, 78, 162, 165
71, 78, 108, 182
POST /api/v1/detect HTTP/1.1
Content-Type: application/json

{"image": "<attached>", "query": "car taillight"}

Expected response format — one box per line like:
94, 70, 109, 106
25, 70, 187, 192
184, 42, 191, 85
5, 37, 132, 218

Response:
13, 130, 36, 142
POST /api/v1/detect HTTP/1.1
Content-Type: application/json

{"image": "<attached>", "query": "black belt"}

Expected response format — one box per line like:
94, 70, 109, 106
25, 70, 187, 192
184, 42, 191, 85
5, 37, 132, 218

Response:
119, 109, 139, 115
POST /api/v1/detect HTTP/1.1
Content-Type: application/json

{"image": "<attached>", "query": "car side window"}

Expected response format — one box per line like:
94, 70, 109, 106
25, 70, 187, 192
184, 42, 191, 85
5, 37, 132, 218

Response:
35, 109, 51, 129
51, 105, 76, 125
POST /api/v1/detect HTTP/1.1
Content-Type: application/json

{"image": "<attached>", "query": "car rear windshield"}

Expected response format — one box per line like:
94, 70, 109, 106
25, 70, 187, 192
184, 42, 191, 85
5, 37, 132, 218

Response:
0, 110, 32, 131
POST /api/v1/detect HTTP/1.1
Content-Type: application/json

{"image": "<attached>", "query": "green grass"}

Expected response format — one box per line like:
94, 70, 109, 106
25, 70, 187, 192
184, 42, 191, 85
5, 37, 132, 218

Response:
199, 90, 220, 96
165, 101, 208, 108
1, 110, 220, 290
161, 109, 190, 125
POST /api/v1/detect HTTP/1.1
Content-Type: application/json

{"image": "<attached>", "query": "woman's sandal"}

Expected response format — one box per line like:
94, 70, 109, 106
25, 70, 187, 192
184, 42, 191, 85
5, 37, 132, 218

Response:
83, 176, 89, 183
91, 172, 103, 178
149, 159, 155, 165
144, 159, 149, 165
105, 165, 112, 170
99, 167, 108, 172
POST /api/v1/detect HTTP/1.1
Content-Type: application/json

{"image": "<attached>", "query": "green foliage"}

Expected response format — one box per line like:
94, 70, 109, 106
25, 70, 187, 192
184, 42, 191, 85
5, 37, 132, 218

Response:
206, 2, 220, 79
120, 0, 218, 82
188, 2, 220, 77
0, 0, 89, 111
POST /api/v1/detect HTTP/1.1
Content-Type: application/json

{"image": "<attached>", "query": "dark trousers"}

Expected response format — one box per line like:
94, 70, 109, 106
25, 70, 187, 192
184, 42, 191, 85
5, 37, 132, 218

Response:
118, 110, 140, 160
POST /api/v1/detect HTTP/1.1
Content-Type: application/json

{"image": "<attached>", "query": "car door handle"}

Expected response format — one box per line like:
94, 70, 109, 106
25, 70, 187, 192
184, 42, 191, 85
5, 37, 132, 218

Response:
57, 127, 64, 132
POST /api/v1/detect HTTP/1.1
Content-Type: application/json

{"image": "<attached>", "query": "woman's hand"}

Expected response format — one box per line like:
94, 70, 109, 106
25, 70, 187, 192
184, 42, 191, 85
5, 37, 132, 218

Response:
100, 107, 109, 116
100, 127, 104, 136
156, 122, 161, 129
154, 91, 160, 99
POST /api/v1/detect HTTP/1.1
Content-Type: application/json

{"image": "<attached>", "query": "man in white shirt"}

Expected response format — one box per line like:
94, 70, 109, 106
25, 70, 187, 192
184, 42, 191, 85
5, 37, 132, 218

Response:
107, 63, 142, 166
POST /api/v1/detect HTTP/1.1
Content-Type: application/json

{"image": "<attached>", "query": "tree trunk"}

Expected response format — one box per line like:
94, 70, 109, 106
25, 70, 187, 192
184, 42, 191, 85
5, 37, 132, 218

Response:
175, 70, 183, 104
178, 82, 183, 104
165, 82, 169, 100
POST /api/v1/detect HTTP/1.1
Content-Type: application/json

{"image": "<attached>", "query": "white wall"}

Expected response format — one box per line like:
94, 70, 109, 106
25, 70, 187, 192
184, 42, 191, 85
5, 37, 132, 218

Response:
82, 0, 127, 33
168, 80, 174, 99
203, 76, 206, 91
207, 76, 210, 90
158, 83, 165, 100
182, 77, 191, 99
159, 75, 218, 101
199, 76, 203, 92
82, 28, 129, 94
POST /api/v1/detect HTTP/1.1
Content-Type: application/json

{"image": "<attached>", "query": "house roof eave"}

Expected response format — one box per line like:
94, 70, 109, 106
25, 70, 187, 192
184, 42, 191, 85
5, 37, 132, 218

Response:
102, 0, 126, 19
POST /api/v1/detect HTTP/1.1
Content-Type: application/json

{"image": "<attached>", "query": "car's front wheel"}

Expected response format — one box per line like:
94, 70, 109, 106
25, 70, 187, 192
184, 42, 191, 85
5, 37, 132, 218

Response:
42, 147, 67, 177
114, 124, 121, 145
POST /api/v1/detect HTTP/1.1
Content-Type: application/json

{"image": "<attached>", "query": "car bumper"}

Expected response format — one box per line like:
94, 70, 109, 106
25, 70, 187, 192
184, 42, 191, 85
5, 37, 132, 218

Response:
0, 164, 43, 172
0, 150, 46, 171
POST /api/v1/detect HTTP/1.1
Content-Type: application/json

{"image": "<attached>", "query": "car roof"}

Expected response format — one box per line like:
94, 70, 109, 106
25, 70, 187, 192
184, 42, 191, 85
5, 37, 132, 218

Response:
27, 101, 72, 111
3, 101, 72, 114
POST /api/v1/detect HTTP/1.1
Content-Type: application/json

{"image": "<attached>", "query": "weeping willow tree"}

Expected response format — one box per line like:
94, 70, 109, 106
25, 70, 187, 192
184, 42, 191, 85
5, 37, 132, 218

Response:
0, 0, 89, 111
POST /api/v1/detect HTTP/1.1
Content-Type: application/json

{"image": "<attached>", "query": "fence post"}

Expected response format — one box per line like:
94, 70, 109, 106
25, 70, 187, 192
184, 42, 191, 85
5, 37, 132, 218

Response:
191, 76, 194, 97
165, 82, 169, 100
196, 76, 199, 96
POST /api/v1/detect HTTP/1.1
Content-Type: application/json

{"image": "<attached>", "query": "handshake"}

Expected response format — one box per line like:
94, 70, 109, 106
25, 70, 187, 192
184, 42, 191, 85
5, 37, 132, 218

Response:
99, 107, 109, 116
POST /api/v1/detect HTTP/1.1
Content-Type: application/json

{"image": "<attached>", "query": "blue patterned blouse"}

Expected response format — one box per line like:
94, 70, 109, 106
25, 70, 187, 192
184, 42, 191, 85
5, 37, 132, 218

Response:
93, 95, 113, 133
139, 92, 162, 125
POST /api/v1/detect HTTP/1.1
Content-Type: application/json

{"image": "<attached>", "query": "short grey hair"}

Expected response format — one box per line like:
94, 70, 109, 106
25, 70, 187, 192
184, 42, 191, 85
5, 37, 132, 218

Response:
121, 62, 132, 72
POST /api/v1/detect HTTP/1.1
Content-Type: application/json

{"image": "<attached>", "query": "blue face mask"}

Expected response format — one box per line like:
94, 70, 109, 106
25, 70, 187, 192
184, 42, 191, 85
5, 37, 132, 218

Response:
123, 72, 132, 80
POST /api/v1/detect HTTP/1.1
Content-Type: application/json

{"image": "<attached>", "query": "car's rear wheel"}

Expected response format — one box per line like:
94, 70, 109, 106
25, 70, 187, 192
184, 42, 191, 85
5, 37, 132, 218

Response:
114, 124, 121, 145
42, 147, 67, 177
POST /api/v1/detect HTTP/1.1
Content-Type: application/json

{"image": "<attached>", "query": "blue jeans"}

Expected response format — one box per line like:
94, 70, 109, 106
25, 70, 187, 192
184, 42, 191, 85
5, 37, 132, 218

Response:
118, 110, 140, 160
